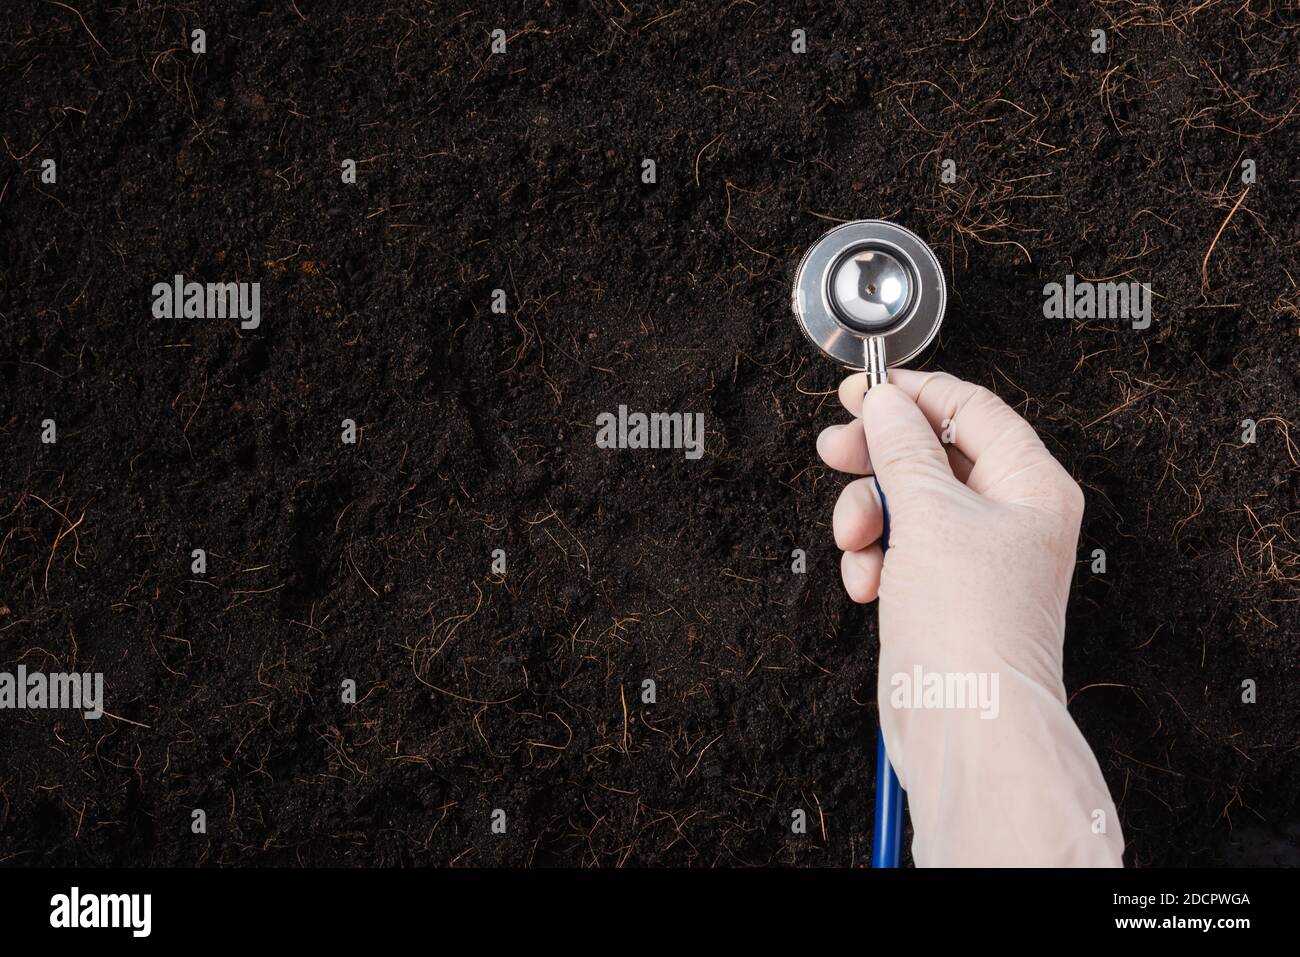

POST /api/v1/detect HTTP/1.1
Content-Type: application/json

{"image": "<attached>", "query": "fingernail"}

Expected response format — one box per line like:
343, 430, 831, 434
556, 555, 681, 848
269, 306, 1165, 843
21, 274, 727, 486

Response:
850, 478, 881, 510
841, 550, 869, 593
815, 424, 841, 460
841, 549, 879, 603
862, 383, 906, 420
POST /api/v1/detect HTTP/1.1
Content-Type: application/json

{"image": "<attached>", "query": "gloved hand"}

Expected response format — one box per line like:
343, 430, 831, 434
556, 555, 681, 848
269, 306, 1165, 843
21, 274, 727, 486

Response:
817, 369, 1124, 867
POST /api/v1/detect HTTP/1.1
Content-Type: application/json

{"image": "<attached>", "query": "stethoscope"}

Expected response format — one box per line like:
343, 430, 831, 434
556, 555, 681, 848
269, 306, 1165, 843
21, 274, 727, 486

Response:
792, 220, 947, 868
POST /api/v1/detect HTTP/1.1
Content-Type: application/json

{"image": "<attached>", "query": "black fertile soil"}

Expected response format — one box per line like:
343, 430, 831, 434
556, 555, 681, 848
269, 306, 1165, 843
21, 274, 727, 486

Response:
1, 1, 1298, 866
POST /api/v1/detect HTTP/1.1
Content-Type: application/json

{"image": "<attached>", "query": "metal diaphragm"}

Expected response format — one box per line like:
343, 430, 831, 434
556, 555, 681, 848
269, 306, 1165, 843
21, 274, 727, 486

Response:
792, 220, 946, 368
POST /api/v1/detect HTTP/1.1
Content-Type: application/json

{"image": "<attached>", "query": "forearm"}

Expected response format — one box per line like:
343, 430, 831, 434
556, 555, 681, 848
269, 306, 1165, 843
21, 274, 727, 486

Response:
881, 668, 1125, 867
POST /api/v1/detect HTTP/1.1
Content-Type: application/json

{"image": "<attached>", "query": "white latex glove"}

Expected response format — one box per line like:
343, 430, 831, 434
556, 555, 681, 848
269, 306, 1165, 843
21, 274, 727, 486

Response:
817, 369, 1124, 867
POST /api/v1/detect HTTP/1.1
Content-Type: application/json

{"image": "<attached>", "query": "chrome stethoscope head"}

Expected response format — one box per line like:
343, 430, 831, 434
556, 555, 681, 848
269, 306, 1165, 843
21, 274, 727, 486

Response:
792, 220, 946, 386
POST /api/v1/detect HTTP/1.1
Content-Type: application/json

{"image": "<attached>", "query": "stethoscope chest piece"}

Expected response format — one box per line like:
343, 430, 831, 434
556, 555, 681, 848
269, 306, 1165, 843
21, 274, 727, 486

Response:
792, 220, 946, 376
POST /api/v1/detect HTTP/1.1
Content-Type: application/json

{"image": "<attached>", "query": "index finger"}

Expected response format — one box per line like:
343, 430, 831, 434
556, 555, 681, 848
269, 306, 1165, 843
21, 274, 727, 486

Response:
841, 369, 1064, 500
837, 369, 949, 417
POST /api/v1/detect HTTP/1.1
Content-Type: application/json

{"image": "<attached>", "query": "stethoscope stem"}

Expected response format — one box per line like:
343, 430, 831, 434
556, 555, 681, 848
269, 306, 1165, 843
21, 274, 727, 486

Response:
864, 335, 888, 390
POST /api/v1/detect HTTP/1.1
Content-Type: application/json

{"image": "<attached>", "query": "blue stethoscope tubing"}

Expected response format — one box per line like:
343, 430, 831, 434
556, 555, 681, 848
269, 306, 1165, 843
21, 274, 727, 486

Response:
871, 475, 905, 868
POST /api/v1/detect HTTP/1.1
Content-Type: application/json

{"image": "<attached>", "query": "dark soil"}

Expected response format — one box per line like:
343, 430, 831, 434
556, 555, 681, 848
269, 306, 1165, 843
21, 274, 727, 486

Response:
1, 1, 1297, 867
